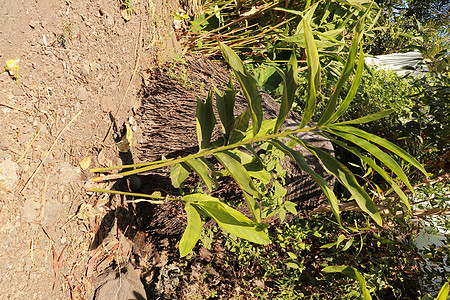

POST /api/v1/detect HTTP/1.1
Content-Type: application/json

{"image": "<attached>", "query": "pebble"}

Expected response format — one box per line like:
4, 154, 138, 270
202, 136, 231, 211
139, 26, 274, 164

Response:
0, 158, 20, 191
76, 86, 89, 101
29, 20, 38, 29
80, 63, 90, 77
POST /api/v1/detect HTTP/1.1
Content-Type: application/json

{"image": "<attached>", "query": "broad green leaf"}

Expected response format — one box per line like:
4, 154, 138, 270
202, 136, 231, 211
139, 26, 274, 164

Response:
185, 158, 214, 192
269, 139, 341, 224
436, 282, 449, 300
299, 19, 320, 129
332, 109, 394, 125
326, 46, 365, 124
274, 51, 298, 133
323, 266, 372, 300
213, 151, 260, 222
330, 139, 410, 210
328, 125, 428, 178
325, 129, 414, 193
179, 202, 203, 257
293, 138, 382, 226
196, 90, 216, 150
183, 194, 270, 245
318, 26, 362, 125
171, 163, 190, 188
220, 43, 262, 136
284, 201, 298, 215
215, 77, 235, 143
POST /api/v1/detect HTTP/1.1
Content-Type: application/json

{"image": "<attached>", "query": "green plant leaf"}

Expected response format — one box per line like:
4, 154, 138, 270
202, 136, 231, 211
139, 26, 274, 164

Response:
179, 202, 203, 257
219, 43, 263, 136
269, 139, 341, 224
323, 266, 372, 300
325, 129, 414, 193
171, 162, 190, 188
328, 125, 428, 178
318, 27, 362, 125
332, 109, 395, 125
183, 194, 270, 245
215, 77, 235, 143
299, 18, 320, 129
293, 138, 382, 226
330, 138, 410, 210
214, 151, 261, 222
436, 282, 449, 300
185, 158, 214, 192
325, 46, 365, 124
196, 90, 216, 150
274, 51, 298, 133
229, 108, 251, 144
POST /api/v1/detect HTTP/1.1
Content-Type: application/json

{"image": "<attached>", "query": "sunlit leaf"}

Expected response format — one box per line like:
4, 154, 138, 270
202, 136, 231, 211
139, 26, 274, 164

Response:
274, 51, 298, 133
179, 202, 203, 257
215, 77, 235, 143
328, 125, 428, 178
323, 265, 372, 300
171, 162, 190, 188
220, 43, 263, 136
269, 139, 341, 224
185, 158, 214, 192
196, 90, 216, 150
183, 194, 270, 245
299, 19, 320, 129
293, 138, 382, 226
332, 109, 394, 125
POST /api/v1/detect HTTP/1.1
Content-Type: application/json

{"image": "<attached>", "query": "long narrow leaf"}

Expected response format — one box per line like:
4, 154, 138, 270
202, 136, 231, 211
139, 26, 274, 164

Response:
328, 125, 428, 177
185, 158, 214, 192
330, 138, 410, 210
318, 29, 362, 125
220, 43, 263, 136
196, 90, 216, 150
323, 266, 372, 300
269, 139, 341, 224
179, 202, 203, 257
326, 46, 365, 124
215, 77, 235, 143
436, 282, 449, 300
214, 151, 261, 222
325, 129, 414, 192
274, 52, 298, 133
332, 109, 394, 125
299, 19, 320, 129
293, 137, 382, 225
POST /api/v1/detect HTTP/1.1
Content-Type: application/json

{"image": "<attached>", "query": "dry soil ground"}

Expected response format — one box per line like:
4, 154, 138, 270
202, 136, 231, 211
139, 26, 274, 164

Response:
0, 0, 183, 298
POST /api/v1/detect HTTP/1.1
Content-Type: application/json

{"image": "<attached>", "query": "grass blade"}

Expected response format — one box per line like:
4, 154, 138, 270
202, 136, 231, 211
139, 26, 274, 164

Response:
325, 129, 414, 192
293, 137, 382, 226
220, 42, 263, 136
299, 18, 320, 129
328, 125, 428, 178
332, 109, 394, 126
196, 90, 216, 150
274, 51, 298, 133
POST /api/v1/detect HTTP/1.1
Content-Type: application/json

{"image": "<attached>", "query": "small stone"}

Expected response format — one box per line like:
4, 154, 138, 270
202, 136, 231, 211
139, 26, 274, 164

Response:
80, 64, 90, 77
0, 158, 20, 191
100, 95, 114, 112
21, 198, 41, 222
76, 86, 89, 101
12, 88, 25, 97
0, 138, 9, 150
29, 20, 38, 29
105, 14, 115, 27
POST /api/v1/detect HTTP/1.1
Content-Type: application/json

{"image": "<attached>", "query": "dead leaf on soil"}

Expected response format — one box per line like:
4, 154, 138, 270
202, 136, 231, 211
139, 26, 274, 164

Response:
79, 156, 91, 170
116, 123, 133, 152
120, 7, 133, 21
97, 149, 113, 167
5, 58, 20, 79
